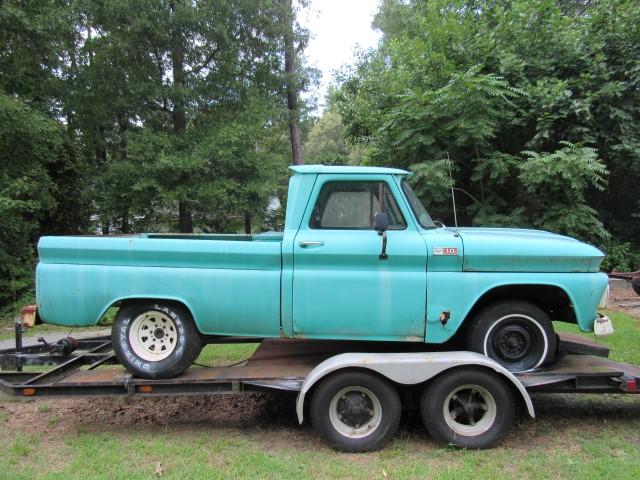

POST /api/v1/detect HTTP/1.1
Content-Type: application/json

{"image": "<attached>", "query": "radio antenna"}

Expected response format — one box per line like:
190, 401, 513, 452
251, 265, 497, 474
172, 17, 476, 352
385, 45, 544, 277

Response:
447, 152, 458, 228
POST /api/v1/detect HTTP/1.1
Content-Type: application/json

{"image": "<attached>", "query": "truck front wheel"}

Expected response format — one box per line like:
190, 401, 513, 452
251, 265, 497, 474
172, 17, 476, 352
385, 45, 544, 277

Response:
310, 371, 401, 452
468, 300, 557, 372
112, 301, 203, 379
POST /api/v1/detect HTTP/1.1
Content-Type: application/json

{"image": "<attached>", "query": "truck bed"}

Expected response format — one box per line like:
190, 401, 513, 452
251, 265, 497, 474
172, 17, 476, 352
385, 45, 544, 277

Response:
36, 234, 283, 334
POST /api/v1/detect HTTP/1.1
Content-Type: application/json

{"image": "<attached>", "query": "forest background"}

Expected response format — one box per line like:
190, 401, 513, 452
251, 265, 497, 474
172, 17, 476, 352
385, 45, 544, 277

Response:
1, 0, 638, 314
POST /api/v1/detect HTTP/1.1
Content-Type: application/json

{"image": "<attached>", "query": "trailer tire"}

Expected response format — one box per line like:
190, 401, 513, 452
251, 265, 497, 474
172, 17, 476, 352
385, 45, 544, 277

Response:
420, 368, 515, 449
310, 371, 401, 452
112, 301, 203, 379
468, 300, 556, 372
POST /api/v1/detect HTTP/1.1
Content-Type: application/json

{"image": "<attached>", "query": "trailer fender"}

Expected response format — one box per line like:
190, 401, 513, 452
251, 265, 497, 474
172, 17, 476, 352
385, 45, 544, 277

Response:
296, 351, 535, 424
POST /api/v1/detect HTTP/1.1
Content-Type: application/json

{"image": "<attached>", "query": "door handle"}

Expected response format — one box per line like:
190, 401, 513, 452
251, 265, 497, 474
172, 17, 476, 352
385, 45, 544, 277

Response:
299, 240, 324, 247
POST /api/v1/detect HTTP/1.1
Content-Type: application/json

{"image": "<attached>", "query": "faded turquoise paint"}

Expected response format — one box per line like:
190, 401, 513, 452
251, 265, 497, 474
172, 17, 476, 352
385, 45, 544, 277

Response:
291, 173, 427, 341
425, 271, 609, 343
457, 228, 603, 273
422, 229, 464, 272
38, 235, 282, 269
36, 166, 608, 346
289, 165, 410, 176
281, 171, 318, 337
37, 236, 282, 336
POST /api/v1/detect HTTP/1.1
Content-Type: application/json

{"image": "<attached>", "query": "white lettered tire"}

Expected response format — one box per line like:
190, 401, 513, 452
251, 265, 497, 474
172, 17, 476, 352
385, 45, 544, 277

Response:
112, 301, 203, 379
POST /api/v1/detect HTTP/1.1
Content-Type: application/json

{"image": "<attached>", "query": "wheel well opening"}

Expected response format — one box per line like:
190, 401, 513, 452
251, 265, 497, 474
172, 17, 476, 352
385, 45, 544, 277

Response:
114, 298, 195, 320
456, 284, 575, 340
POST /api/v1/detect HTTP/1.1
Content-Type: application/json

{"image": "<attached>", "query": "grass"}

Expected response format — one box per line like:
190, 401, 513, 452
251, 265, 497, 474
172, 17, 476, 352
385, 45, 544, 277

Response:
554, 310, 640, 364
0, 310, 638, 479
0, 323, 110, 342
0, 418, 639, 479
195, 343, 259, 366
0, 308, 116, 342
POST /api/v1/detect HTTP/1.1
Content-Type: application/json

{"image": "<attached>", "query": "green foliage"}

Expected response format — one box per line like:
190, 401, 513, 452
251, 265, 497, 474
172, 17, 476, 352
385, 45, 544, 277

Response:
600, 242, 640, 272
408, 159, 452, 206
335, 0, 640, 248
72, 0, 296, 234
0, 0, 312, 310
519, 142, 609, 240
305, 111, 350, 165
304, 110, 366, 165
0, 93, 61, 306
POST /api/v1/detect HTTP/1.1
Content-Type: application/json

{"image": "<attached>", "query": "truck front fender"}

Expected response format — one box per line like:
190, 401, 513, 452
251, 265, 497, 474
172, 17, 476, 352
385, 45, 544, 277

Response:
295, 351, 535, 424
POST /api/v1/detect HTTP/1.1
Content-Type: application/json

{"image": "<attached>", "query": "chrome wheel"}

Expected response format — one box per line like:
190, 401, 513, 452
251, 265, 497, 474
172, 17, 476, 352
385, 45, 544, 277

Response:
128, 311, 178, 362
328, 386, 383, 438
443, 384, 497, 437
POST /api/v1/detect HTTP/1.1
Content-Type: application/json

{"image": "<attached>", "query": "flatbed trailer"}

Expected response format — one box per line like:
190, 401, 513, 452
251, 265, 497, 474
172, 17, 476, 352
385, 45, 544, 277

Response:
1, 330, 639, 451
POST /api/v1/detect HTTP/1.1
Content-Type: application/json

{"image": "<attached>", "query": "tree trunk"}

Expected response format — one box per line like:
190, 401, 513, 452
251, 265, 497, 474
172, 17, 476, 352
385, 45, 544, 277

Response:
95, 126, 107, 164
179, 201, 193, 233
284, 0, 303, 165
244, 212, 252, 234
170, 1, 193, 233
121, 213, 130, 234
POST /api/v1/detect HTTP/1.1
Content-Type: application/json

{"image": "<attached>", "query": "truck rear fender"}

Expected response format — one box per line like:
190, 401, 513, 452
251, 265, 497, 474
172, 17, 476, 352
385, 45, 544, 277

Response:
295, 351, 534, 424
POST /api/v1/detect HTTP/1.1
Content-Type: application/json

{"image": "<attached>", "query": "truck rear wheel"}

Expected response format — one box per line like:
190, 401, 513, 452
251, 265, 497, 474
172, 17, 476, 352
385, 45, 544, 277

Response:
468, 301, 557, 372
420, 368, 515, 449
310, 371, 401, 452
112, 301, 203, 379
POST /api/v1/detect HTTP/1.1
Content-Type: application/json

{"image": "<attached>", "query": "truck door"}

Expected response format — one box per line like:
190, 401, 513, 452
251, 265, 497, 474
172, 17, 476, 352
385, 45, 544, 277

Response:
292, 175, 427, 341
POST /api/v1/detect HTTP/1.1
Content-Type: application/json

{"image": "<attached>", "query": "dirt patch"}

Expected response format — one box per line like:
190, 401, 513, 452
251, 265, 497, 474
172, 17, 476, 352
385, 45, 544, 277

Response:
610, 284, 640, 319
0, 391, 329, 453
2, 390, 639, 453
2, 391, 298, 430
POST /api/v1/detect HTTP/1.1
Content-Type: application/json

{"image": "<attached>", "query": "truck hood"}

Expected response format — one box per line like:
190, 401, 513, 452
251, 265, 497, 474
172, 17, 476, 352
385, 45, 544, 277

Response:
456, 228, 604, 273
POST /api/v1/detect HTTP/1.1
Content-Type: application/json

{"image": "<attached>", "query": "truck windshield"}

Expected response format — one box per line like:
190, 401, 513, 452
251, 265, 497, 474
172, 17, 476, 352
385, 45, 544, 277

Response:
401, 180, 436, 228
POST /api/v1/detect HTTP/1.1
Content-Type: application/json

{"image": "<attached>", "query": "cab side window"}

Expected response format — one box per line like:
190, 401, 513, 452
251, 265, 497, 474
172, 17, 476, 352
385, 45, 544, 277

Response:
309, 181, 406, 230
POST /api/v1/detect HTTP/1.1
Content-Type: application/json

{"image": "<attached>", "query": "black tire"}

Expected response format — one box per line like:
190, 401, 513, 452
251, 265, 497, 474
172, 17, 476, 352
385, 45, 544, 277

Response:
467, 301, 557, 372
310, 371, 401, 452
420, 368, 515, 449
112, 301, 203, 379
632, 276, 640, 297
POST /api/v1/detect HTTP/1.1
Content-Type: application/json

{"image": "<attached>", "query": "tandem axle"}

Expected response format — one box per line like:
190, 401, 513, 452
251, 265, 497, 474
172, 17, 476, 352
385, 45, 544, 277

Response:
1, 330, 638, 451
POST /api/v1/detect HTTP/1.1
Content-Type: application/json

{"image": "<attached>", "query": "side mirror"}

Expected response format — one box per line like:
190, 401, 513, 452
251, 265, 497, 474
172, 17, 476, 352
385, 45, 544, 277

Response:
374, 212, 389, 233
373, 212, 389, 260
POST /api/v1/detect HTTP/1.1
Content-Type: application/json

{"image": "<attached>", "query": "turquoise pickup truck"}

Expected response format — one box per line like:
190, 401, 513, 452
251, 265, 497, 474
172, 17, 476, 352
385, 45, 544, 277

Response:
35, 165, 610, 378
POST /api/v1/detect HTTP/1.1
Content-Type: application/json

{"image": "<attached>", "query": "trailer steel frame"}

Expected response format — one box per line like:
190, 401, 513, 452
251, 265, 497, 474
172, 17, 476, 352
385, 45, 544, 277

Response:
1, 333, 638, 399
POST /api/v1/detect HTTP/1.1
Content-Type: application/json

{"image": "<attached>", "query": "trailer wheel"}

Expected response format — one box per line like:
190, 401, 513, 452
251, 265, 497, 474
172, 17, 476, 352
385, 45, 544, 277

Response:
310, 371, 401, 452
112, 301, 203, 379
420, 368, 515, 449
468, 301, 556, 372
